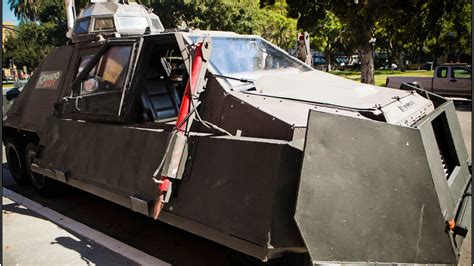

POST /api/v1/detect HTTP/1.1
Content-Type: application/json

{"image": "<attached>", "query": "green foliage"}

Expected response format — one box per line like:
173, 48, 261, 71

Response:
8, 0, 41, 21
3, 0, 471, 74
3, 22, 57, 70
153, 0, 297, 49
153, 0, 261, 34
254, 1, 298, 49
3, 0, 77, 69
4, 0, 88, 70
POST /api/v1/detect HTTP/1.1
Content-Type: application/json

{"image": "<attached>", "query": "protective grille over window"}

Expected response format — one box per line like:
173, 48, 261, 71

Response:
431, 112, 460, 179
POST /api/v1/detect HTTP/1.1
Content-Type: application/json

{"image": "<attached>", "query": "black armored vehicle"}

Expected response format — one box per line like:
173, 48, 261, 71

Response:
3, 0, 471, 264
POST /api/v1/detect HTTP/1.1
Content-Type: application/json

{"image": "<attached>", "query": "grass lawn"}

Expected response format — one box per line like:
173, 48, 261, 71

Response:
329, 69, 434, 87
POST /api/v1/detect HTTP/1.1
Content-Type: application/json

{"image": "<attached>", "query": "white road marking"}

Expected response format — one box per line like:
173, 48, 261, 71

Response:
3, 187, 170, 266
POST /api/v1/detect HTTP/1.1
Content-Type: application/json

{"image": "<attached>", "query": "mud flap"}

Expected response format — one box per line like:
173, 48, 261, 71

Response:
295, 108, 470, 264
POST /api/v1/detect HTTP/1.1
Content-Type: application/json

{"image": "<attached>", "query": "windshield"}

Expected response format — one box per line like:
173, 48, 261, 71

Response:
190, 35, 311, 75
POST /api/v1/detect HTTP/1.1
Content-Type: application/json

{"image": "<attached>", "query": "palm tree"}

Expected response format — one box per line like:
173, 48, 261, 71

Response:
8, 0, 41, 21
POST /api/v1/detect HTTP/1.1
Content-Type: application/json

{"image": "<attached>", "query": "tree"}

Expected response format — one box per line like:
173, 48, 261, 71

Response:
8, 0, 41, 21
3, 0, 93, 71
153, 0, 298, 50
152, 0, 262, 34
3, 22, 56, 71
255, 1, 298, 50
374, 3, 414, 71
306, 10, 344, 71
288, 0, 408, 84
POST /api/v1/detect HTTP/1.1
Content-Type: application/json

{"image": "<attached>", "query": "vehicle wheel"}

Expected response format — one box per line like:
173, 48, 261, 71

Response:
25, 143, 60, 197
5, 137, 29, 185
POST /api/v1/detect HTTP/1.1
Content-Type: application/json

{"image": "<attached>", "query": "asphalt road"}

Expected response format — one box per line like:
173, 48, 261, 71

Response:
2, 100, 472, 265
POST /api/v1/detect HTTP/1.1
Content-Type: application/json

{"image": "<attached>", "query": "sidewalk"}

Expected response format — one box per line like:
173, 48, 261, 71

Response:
3, 188, 168, 265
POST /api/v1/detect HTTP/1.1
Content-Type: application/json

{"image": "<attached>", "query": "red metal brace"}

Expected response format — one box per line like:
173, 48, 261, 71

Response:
153, 39, 206, 220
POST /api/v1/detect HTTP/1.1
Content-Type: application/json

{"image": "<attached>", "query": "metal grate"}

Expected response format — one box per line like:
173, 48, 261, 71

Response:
432, 112, 460, 180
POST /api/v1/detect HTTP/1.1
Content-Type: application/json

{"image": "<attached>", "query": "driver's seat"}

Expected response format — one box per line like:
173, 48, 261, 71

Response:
141, 67, 181, 122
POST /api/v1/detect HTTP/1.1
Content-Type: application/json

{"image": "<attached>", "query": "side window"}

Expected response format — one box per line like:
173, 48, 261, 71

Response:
94, 17, 115, 31
437, 67, 447, 78
75, 46, 132, 96
451, 67, 471, 79
74, 18, 90, 34
76, 54, 95, 77
64, 45, 134, 117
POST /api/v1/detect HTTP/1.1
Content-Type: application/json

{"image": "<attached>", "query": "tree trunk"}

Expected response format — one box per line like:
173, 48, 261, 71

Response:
417, 41, 424, 65
433, 35, 439, 69
359, 44, 374, 84
396, 53, 406, 72
325, 50, 332, 72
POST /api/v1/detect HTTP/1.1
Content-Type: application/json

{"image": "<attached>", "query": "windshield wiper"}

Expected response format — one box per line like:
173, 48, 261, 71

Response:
214, 74, 255, 84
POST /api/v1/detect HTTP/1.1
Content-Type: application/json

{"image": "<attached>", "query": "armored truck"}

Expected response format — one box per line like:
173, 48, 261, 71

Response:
2, 0, 471, 264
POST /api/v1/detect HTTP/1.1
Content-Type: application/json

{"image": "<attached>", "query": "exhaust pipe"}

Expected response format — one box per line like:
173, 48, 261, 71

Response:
65, 0, 76, 39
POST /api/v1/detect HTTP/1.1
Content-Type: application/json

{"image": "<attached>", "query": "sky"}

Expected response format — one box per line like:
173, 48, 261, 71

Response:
3, 0, 20, 25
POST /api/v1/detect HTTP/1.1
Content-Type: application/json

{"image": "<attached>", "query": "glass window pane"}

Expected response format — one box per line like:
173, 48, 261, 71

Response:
76, 46, 132, 96
76, 55, 95, 77
151, 19, 163, 30
94, 17, 115, 31
190, 36, 310, 75
437, 67, 447, 78
118, 17, 148, 30
452, 68, 471, 79
74, 19, 90, 34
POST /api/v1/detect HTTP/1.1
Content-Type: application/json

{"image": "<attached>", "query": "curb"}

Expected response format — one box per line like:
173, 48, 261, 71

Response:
3, 187, 169, 266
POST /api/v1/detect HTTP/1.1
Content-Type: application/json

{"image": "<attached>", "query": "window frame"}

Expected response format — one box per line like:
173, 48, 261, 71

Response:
61, 39, 139, 122
122, 33, 191, 128
92, 16, 116, 32
436, 67, 448, 78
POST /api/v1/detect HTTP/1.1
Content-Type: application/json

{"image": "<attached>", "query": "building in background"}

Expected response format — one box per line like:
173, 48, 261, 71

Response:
3, 22, 17, 80
3, 22, 16, 46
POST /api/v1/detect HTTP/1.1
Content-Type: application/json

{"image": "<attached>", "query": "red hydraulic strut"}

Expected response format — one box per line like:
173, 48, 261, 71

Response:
176, 41, 205, 132
153, 41, 205, 220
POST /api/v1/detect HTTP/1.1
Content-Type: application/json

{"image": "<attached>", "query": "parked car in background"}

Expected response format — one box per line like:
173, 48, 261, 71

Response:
312, 55, 326, 70
3, 79, 28, 116
386, 64, 471, 99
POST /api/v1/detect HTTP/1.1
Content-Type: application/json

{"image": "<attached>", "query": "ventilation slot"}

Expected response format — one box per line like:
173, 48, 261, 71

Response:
431, 112, 460, 180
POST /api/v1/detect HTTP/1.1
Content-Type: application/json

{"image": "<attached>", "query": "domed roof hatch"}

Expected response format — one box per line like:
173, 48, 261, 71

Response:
70, 0, 164, 43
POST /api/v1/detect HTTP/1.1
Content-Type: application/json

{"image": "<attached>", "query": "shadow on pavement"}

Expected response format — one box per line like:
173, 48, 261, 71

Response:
3, 199, 139, 266
3, 202, 46, 220
51, 236, 139, 266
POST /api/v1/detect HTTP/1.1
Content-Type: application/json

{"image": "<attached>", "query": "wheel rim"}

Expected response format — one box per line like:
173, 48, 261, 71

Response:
26, 149, 45, 189
7, 144, 22, 177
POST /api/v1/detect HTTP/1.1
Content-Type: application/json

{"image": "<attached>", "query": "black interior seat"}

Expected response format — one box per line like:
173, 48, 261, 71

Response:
141, 68, 181, 122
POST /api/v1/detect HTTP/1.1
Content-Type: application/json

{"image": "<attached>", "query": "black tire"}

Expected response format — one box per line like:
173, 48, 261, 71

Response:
5, 137, 29, 186
25, 143, 61, 197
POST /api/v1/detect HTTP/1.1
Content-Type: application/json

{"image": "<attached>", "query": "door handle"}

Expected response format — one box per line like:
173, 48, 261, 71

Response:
449, 79, 457, 82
